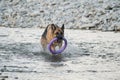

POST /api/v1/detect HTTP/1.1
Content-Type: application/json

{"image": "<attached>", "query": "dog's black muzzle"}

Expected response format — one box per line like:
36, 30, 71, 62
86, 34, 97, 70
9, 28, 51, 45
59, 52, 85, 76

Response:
56, 34, 63, 40
56, 34, 63, 43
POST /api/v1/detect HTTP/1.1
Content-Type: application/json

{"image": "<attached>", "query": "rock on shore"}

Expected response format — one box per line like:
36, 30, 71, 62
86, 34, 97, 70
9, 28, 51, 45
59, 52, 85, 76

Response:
0, 0, 120, 31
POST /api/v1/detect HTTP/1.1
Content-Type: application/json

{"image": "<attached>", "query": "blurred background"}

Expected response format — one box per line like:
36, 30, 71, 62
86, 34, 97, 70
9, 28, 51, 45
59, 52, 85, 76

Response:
0, 0, 120, 31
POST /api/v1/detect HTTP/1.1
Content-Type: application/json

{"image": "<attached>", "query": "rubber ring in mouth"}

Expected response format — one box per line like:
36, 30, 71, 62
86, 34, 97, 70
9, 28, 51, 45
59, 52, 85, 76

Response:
47, 37, 67, 54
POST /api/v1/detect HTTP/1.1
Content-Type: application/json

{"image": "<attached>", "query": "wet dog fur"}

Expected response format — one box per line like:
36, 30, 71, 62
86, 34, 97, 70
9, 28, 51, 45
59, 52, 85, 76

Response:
41, 24, 64, 52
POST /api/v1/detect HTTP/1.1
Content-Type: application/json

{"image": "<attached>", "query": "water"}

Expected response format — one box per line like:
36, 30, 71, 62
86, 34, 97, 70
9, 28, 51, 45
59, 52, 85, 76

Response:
0, 27, 120, 80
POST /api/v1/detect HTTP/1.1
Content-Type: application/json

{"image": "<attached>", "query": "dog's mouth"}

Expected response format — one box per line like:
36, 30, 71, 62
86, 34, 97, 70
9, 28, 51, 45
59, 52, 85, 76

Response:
57, 35, 63, 42
57, 39, 62, 43
53, 38, 63, 43
54, 34, 63, 43
53, 39, 62, 43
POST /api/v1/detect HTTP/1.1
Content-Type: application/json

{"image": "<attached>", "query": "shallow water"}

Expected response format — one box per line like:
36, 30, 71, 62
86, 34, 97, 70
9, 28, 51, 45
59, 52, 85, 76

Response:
0, 27, 120, 80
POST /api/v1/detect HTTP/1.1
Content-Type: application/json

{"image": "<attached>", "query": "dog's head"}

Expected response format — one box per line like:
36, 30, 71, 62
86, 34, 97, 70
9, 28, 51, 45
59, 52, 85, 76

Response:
52, 24, 64, 39
47, 24, 64, 43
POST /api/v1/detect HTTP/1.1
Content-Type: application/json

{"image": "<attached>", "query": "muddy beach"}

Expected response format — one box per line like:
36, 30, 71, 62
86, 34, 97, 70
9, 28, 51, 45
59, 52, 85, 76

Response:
0, 27, 120, 80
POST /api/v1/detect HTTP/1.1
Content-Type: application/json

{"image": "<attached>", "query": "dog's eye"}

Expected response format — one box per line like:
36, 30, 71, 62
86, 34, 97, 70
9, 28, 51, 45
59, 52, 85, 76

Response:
56, 32, 59, 35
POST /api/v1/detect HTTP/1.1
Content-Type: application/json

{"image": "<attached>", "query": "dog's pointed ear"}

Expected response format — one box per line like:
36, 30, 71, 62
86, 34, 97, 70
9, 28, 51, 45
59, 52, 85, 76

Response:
51, 24, 56, 31
61, 24, 64, 31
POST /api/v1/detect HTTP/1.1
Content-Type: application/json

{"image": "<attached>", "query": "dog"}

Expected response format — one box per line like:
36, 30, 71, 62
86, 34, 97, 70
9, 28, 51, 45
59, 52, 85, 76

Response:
41, 24, 64, 52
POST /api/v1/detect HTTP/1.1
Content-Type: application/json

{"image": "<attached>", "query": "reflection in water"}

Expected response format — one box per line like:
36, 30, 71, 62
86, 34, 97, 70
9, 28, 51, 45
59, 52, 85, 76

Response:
39, 51, 64, 62
38, 51, 66, 67
50, 54, 63, 62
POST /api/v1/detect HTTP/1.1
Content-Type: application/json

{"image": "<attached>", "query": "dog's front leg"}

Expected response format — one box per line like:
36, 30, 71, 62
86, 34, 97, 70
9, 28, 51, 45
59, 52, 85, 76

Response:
51, 46, 55, 51
58, 43, 62, 49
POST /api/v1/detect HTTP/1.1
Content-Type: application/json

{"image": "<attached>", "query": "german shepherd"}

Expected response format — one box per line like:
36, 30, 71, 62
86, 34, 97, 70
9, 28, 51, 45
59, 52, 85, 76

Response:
41, 24, 64, 51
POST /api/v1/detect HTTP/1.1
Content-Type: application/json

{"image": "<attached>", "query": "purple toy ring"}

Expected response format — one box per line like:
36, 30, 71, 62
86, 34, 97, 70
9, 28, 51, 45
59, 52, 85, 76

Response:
47, 37, 67, 54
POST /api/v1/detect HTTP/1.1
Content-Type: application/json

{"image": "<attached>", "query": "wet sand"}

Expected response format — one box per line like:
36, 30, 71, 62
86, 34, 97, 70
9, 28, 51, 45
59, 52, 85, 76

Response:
0, 27, 120, 80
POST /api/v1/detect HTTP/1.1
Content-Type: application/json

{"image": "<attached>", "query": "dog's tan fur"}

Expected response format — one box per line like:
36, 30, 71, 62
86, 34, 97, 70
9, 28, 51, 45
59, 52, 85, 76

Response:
41, 24, 64, 51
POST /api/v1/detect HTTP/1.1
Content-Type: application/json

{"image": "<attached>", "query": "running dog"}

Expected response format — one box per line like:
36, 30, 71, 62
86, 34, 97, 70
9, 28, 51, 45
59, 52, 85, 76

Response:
41, 24, 64, 51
